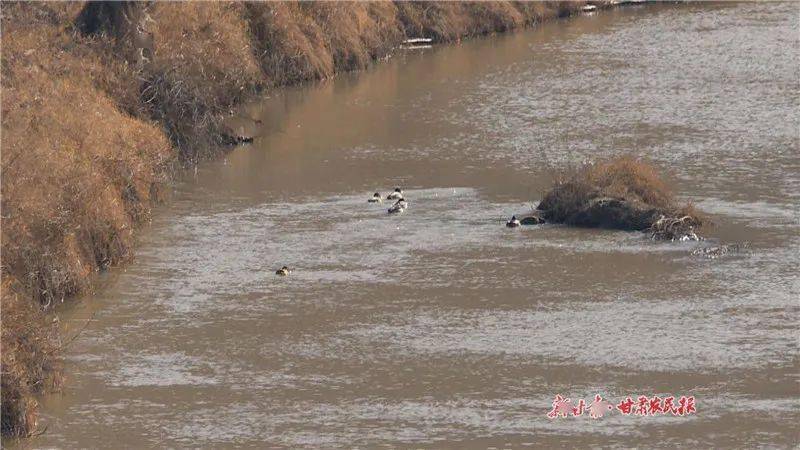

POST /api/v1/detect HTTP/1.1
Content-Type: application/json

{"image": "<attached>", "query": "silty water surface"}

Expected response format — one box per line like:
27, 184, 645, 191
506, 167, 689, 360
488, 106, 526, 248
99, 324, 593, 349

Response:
33, 3, 799, 448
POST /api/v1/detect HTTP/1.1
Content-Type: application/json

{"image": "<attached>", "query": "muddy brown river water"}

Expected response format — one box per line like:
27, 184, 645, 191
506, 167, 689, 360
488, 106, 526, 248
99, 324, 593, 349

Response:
29, 3, 799, 448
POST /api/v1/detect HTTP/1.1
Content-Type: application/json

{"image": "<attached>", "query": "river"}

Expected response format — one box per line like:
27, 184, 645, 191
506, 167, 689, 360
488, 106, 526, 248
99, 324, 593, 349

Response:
32, 3, 799, 448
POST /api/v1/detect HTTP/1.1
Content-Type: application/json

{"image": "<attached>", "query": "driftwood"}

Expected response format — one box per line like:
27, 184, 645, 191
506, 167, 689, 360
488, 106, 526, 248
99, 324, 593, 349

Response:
648, 215, 701, 242
518, 210, 546, 225
520, 215, 545, 225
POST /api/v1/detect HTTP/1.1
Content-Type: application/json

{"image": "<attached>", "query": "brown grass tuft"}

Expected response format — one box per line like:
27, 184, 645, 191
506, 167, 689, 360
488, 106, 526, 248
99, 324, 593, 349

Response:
580, 156, 674, 209
538, 156, 704, 233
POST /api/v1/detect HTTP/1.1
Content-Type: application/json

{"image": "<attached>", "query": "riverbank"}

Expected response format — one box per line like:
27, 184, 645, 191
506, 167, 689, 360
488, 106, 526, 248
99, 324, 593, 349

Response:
0, 1, 603, 437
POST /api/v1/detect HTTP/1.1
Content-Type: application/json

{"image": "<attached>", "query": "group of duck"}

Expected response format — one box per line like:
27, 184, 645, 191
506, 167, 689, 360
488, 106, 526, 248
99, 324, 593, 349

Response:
275, 187, 731, 275
276, 187, 409, 276
368, 187, 409, 214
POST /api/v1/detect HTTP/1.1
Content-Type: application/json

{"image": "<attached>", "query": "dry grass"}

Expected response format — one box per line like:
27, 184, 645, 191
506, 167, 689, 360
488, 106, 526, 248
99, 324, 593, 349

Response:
395, 1, 576, 41
1, 279, 60, 437
142, 2, 262, 161
2, 4, 173, 304
1, 0, 587, 437
245, 2, 404, 87
538, 156, 704, 233
1, 3, 172, 437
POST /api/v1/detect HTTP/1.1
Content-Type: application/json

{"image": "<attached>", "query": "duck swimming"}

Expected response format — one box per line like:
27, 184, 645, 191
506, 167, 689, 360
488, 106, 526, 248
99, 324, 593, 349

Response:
388, 198, 408, 214
275, 266, 292, 276
506, 215, 521, 228
386, 187, 403, 200
368, 192, 382, 203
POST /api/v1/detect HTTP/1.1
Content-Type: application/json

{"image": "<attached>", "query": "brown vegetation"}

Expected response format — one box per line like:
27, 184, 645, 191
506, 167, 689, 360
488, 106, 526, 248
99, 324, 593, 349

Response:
1, 280, 60, 437
537, 156, 704, 236
1, 1, 590, 437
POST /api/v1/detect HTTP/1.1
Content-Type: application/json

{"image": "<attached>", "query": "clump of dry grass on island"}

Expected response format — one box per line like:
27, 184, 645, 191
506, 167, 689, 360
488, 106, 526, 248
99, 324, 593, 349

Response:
537, 156, 705, 239
1, 1, 589, 437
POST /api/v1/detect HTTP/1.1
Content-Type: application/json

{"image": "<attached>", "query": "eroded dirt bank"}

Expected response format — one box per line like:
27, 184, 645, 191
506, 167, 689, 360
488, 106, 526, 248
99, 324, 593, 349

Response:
0, 1, 594, 437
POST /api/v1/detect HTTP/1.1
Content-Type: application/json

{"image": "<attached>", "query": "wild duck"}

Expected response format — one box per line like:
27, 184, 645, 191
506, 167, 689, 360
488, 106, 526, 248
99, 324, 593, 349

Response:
386, 187, 403, 200
275, 266, 292, 276
506, 215, 521, 228
368, 192, 382, 203
388, 198, 408, 214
